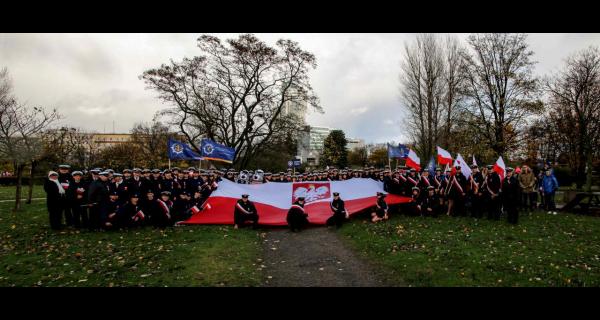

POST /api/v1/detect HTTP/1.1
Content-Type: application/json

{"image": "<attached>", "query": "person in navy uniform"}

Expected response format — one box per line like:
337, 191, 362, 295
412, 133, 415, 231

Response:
485, 165, 502, 220
447, 166, 468, 216
87, 171, 110, 230
421, 186, 440, 217
116, 193, 145, 228
56, 164, 74, 226
155, 191, 173, 227
287, 197, 309, 232
44, 171, 66, 230
172, 191, 192, 224
233, 194, 259, 229
160, 169, 175, 194
371, 192, 389, 222
470, 164, 485, 218
502, 167, 520, 224
326, 192, 347, 228
102, 190, 121, 229
418, 169, 433, 196
109, 173, 128, 204
141, 189, 159, 226
406, 187, 422, 216
69, 171, 89, 228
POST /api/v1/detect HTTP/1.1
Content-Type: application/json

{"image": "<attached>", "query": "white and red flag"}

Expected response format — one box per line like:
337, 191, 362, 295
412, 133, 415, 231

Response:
493, 156, 506, 180
452, 153, 472, 178
405, 149, 421, 171
436, 146, 453, 165
181, 179, 411, 226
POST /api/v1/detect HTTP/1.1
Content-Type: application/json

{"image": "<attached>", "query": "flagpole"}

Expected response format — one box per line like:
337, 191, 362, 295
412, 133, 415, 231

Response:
168, 158, 171, 170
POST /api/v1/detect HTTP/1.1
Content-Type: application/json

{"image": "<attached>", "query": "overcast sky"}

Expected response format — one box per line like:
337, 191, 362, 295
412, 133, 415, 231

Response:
1, 33, 599, 144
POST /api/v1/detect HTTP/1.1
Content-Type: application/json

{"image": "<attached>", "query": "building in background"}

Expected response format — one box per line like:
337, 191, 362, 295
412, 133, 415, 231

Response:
282, 86, 308, 123
346, 138, 365, 151
297, 126, 333, 167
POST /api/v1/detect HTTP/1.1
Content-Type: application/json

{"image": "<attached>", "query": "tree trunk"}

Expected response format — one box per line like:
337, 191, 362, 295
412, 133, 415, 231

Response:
13, 163, 25, 213
585, 144, 593, 193
27, 161, 36, 204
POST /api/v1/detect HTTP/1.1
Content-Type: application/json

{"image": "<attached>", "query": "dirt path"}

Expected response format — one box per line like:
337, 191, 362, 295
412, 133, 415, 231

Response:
261, 226, 388, 287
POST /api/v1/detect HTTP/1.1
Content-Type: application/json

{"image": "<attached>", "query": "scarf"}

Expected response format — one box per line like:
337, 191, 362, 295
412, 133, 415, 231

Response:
48, 171, 65, 195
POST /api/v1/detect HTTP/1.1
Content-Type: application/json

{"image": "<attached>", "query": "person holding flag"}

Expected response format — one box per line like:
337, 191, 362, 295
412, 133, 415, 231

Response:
470, 163, 485, 218
447, 165, 468, 216
234, 194, 259, 229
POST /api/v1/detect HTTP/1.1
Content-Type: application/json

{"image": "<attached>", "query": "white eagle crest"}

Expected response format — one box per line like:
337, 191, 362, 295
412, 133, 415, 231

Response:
294, 185, 329, 203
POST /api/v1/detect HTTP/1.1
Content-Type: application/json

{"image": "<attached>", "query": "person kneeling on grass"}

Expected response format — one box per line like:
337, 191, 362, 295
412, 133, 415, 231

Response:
117, 193, 145, 228
234, 194, 259, 229
421, 186, 440, 217
371, 192, 388, 222
102, 191, 121, 229
407, 187, 421, 216
287, 197, 309, 232
326, 192, 347, 228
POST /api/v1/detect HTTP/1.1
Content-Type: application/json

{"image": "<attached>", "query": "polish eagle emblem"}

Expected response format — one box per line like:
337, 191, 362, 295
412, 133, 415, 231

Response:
292, 182, 331, 204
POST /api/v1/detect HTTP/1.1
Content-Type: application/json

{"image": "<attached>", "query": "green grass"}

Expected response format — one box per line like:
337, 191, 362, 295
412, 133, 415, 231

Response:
0, 185, 45, 201
0, 200, 262, 287
339, 211, 600, 287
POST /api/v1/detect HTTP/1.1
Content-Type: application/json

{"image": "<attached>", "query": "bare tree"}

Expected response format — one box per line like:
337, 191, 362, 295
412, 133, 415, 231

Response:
141, 34, 321, 169
0, 67, 61, 211
440, 36, 466, 149
545, 46, 600, 191
130, 120, 178, 168
461, 33, 542, 159
400, 34, 445, 161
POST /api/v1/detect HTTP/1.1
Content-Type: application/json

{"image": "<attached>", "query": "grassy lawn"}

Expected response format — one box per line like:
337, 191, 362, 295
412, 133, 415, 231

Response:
0, 198, 263, 287
339, 210, 600, 286
0, 185, 45, 201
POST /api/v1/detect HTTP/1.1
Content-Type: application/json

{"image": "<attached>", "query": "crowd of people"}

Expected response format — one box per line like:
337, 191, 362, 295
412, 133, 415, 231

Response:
43, 162, 560, 231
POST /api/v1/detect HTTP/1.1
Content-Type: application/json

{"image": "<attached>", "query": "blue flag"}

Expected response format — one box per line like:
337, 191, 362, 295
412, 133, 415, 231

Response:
388, 144, 410, 159
168, 138, 203, 161
426, 156, 436, 176
200, 139, 236, 163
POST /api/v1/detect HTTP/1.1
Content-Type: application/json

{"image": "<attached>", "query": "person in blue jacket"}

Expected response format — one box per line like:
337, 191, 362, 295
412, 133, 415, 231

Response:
541, 168, 559, 214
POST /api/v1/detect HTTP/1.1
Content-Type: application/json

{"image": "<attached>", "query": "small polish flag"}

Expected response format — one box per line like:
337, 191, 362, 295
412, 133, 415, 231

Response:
493, 156, 506, 180
436, 146, 453, 165
61, 182, 70, 190
405, 149, 421, 171
191, 206, 201, 214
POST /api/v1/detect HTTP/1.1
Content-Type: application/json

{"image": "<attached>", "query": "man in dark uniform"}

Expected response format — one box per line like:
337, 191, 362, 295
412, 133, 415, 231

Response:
87, 171, 110, 230
405, 168, 419, 196
371, 192, 389, 222
502, 167, 520, 224
234, 194, 259, 229
109, 173, 128, 204
68, 171, 89, 228
186, 168, 202, 195
421, 186, 440, 217
102, 190, 121, 229
326, 192, 347, 228
485, 165, 502, 220
116, 193, 145, 228
172, 191, 192, 224
407, 187, 422, 216
287, 197, 309, 232
447, 166, 468, 216
470, 164, 485, 218
418, 169, 433, 196
57, 164, 74, 226
433, 168, 443, 194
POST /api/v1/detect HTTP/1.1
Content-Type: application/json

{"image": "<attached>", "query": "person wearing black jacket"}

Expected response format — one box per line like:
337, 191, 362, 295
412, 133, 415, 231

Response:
44, 171, 66, 230
87, 171, 110, 230
326, 192, 347, 228
371, 192, 389, 222
287, 197, 309, 232
57, 164, 74, 226
485, 165, 502, 220
421, 186, 440, 217
234, 194, 259, 229
502, 167, 520, 224
140, 189, 159, 226
68, 171, 89, 228
117, 193, 145, 228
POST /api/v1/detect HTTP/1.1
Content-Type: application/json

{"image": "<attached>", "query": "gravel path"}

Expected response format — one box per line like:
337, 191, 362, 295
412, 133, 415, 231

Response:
261, 226, 389, 287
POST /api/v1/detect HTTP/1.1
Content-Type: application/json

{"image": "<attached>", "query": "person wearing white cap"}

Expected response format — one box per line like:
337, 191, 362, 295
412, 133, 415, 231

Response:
44, 171, 66, 230
87, 171, 110, 230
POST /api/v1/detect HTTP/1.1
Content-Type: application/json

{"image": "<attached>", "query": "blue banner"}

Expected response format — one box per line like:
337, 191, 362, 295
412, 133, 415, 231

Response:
426, 156, 436, 176
387, 143, 409, 159
167, 138, 203, 161
200, 139, 236, 163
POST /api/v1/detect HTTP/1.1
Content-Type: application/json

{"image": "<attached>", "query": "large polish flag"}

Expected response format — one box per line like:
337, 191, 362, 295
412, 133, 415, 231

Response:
437, 146, 453, 165
493, 156, 506, 180
405, 149, 421, 171
182, 179, 412, 226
